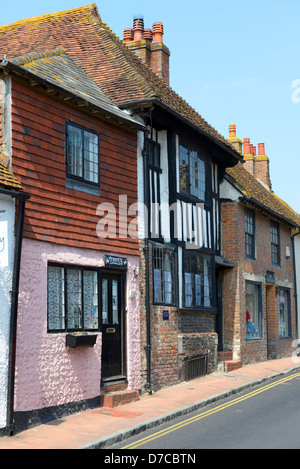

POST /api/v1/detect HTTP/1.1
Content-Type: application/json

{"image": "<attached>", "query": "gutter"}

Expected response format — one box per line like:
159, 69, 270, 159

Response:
118, 97, 242, 165
3, 189, 31, 436
241, 195, 299, 229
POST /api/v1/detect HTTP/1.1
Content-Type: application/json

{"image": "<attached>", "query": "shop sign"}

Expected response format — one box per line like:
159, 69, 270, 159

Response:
105, 255, 127, 270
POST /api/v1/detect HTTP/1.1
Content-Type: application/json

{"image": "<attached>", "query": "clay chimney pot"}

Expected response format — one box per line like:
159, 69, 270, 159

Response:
153, 22, 164, 42
229, 124, 236, 138
243, 138, 251, 154
143, 28, 153, 42
258, 143, 265, 155
133, 17, 144, 41
123, 28, 134, 42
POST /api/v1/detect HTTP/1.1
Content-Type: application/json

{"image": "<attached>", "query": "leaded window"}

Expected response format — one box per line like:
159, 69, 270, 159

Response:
66, 122, 100, 185
153, 246, 176, 305
183, 252, 213, 308
179, 142, 206, 201
48, 264, 99, 332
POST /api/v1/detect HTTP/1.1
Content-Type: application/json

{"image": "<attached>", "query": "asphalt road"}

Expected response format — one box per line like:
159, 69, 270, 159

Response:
109, 370, 300, 450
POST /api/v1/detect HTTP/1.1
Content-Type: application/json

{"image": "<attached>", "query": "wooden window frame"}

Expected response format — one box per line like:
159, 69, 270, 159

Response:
65, 121, 100, 187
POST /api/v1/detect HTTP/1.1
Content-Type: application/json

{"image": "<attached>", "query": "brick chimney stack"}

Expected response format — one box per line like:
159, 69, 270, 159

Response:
123, 16, 170, 83
227, 125, 272, 191
255, 143, 272, 190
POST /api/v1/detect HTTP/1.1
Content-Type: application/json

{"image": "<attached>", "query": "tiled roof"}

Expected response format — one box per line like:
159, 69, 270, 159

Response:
4, 47, 143, 128
226, 163, 300, 227
0, 159, 23, 191
0, 4, 240, 159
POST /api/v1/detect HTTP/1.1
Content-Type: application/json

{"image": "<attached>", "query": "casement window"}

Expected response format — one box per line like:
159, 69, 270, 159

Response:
47, 264, 99, 332
245, 208, 255, 259
278, 288, 291, 338
153, 246, 176, 305
179, 141, 206, 201
246, 281, 262, 339
270, 221, 280, 266
183, 252, 213, 308
66, 121, 100, 185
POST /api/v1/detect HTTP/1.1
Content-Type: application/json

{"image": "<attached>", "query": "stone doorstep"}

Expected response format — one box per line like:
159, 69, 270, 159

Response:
100, 389, 140, 408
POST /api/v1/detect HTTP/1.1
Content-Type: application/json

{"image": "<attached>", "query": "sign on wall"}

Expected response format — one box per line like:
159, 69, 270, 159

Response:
0, 221, 8, 267
105, 255, 127, 270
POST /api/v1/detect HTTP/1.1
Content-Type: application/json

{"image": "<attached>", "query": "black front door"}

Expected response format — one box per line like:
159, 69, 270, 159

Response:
101, 273, 125, 381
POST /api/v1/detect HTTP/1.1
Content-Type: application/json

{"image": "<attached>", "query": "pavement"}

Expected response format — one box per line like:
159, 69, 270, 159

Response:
0, 356, 300, 450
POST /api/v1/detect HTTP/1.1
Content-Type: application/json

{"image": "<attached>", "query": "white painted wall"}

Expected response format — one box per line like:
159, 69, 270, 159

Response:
0, 194, 15, 430
294, 234, 300, 339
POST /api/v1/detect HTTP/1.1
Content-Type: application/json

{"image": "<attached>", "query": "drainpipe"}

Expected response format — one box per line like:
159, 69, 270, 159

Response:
292, 230, 300, 340
6, 191, 30, 436
142, 129, 152, 394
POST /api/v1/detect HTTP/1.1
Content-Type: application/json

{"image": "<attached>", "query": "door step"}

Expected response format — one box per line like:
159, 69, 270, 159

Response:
223, 360, 242, 372
101, 389, 140, 408
218, 351, 242, 372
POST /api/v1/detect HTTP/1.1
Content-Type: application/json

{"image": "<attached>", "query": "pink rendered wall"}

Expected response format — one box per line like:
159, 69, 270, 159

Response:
14, 238, 140, 412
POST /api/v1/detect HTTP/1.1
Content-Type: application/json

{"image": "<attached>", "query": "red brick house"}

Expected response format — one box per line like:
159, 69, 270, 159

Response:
0, 45, 144, 433
219, 124, 300, 369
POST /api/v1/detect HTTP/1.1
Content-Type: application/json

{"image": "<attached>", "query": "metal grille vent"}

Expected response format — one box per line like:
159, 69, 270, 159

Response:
185, 354, 208, 381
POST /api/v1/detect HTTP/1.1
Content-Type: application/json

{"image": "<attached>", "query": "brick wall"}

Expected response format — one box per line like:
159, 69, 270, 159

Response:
221, 200, 295, 364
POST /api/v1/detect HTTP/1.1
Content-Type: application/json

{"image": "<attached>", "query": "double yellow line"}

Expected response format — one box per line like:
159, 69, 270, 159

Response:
122, 371, 300, 449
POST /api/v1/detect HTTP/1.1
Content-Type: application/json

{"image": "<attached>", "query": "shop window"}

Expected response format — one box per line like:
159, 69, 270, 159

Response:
183, 252, 213, 308
153, 246, 176, 305
48, 264, 99, 332
66, 121, 100, 185
270, 221, 280, 266
246, 281, 262, 339
278, 289, 291, 338
245, 208, 255, 259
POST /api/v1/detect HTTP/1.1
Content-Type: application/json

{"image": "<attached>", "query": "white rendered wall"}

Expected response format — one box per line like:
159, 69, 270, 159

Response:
0, 195, 15, 430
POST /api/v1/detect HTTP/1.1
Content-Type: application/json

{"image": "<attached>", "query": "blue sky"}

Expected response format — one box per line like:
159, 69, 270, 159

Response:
1, 0, 300, 213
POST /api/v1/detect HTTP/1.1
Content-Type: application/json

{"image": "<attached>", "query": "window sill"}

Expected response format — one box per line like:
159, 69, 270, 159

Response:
66, 178, 100, 196
178, 307, 217, 314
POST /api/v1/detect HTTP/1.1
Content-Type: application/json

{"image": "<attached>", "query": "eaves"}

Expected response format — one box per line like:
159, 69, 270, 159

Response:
118, 97, 243, 165
0, 59, 145, 132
